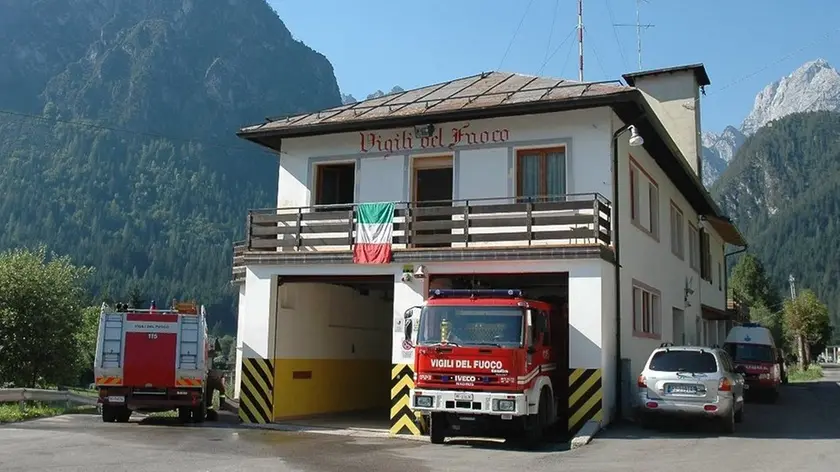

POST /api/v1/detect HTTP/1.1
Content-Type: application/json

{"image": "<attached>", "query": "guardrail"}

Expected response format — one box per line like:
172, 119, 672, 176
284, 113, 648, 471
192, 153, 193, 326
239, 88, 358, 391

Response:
0, 388, 99, 407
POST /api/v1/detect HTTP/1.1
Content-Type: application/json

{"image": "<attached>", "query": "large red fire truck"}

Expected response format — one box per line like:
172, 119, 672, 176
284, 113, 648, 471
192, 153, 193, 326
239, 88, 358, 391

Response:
93, 300, 215, 423
404, 289, 568, 447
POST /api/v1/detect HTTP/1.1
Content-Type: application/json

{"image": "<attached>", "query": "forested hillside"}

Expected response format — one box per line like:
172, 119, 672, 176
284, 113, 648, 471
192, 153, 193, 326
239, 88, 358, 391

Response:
0, 0, 342, 331
712, 111, 840, 338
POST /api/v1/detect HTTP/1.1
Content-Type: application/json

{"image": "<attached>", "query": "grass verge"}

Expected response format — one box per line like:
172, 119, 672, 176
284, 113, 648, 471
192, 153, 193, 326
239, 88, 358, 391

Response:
787, 364, 824, 382
0, 402, 97, 424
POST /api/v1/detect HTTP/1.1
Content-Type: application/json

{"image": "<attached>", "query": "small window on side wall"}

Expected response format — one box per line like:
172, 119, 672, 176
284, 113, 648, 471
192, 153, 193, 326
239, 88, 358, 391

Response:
315, 162, 355, 211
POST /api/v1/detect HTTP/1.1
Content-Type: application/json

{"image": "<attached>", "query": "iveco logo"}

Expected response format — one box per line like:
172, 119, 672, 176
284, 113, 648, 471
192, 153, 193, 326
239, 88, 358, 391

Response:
454, 375, 476, 383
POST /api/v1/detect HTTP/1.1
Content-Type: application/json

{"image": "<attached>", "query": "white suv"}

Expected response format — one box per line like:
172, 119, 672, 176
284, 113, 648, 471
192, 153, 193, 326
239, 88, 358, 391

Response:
636, 344, 747, 433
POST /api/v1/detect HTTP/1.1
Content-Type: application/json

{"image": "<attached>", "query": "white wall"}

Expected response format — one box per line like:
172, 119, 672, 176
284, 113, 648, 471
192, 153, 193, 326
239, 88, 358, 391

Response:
273, 283, 392, 360
276, 108, 614, 208
234, 283, 247, 399
613, 112, 729, 378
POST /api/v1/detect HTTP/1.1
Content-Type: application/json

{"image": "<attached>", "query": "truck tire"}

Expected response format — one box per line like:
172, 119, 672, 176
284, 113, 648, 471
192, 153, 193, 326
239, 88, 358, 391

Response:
520, 390, 548, 450
429, 412, 447, 445
178, 407, 191, 423
192, 391, 208, 423
115, 407, 132, 423
101, 405, 117, 423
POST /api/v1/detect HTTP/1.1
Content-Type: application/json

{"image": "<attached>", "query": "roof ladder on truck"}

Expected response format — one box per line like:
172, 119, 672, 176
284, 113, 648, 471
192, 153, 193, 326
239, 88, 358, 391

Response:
179, 314, 200, 372
101, 312, 124, 369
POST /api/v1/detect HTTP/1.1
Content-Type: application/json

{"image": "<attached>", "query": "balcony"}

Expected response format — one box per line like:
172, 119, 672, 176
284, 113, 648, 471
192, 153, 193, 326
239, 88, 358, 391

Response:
231, 193, 612, 278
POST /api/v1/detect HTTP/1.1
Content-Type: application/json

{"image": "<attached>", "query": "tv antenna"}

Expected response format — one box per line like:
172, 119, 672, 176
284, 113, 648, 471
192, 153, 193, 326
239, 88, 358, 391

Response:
613, 0, 655, 70
577, 0, 584, 81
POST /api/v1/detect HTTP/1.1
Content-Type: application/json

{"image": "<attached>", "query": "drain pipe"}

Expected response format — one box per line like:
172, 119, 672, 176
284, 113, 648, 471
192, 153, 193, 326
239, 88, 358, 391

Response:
611, 120, 641, 421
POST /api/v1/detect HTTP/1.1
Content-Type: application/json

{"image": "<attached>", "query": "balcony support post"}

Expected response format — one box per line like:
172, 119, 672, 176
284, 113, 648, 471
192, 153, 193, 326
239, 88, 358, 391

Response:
245, 212, 253, 251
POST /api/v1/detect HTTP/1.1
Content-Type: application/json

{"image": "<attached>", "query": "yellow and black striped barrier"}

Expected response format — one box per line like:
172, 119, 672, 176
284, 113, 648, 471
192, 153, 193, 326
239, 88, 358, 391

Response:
390, 363, 427, 435
568, 368, 603, 436
239, 357, 274, 424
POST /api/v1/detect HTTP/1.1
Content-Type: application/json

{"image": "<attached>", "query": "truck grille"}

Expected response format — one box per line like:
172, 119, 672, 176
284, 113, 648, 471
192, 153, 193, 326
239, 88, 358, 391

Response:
445, 400, 482, 410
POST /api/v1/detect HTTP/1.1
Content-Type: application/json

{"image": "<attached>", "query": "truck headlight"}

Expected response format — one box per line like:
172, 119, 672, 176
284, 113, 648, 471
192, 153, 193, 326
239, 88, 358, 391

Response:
414, 395, 433, 408
495, 399, 516, 412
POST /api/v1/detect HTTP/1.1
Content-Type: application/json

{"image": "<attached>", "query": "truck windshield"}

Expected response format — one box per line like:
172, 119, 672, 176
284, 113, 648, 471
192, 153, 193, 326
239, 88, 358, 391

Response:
723, 342, 775, 363
416, 305, 524, 347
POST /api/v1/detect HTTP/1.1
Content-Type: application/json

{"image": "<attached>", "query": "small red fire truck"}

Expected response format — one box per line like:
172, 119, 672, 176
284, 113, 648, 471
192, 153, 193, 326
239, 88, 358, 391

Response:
93, 300, 213, 423
404, 289, 567, 447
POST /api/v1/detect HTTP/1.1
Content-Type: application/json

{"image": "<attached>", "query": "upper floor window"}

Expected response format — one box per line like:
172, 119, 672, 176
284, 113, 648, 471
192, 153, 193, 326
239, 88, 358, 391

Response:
688, 222, 700, 272
516, 147, 566, 199
670, 202, 685, 259
633, 280, 661, 339
315, 162, 355, 210
630, 158, 659, 239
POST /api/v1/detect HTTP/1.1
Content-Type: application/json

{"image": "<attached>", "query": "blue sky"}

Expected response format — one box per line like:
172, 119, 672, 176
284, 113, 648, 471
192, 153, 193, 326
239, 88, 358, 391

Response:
269, 0, 840, 133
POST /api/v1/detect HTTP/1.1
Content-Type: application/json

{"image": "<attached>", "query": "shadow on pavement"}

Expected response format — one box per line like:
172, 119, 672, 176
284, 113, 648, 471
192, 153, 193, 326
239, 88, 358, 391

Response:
603, 365, 840, 441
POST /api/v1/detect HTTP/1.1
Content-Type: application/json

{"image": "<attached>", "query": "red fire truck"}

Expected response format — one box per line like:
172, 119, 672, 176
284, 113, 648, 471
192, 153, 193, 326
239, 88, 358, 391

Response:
93, 300, 213, 423
404, 289, 568, 447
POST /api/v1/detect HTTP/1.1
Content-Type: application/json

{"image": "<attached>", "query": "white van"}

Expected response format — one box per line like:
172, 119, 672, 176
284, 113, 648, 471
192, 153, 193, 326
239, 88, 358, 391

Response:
722, 323, 784, 401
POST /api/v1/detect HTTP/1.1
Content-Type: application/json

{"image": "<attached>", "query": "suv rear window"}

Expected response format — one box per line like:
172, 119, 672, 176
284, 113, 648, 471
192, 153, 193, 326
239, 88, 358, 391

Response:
648, 350, 718, 373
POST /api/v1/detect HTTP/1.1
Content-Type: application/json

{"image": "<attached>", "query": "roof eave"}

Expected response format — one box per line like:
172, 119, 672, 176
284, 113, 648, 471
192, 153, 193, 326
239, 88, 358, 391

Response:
236, 90, 637, 142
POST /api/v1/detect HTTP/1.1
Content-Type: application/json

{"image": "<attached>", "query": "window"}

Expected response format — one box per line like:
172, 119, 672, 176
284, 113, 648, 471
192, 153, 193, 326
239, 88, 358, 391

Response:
723, 343, 774, 363
315, 162, 355, 209
688, 223, 700, 271
718, 262, 722, 290
700, 229, 712, 282
516, 147, 566, 199
632, 282, 661, 338
648, 350, 717, 374
670, 203, 684, 259
629, 159, 659, 239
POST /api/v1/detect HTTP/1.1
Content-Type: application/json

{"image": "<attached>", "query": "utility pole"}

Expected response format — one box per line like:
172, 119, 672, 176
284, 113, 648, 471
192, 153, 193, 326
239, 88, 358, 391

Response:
613, 0, 655, 70
577, 0, 584, 81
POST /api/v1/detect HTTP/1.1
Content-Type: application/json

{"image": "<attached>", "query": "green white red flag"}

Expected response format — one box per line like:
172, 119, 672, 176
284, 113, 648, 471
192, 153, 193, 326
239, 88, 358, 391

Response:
353, 202, 395, 264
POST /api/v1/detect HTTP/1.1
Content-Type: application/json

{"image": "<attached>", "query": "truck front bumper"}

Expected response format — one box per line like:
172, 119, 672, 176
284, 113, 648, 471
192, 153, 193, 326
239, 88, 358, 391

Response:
409, 388, 528, 417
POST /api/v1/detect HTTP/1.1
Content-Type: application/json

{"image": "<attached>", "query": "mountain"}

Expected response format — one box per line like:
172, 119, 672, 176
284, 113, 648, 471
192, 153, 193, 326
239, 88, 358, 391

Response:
701, 59, 840, 187
711, 110, 840, 336
0, 0, 342, 331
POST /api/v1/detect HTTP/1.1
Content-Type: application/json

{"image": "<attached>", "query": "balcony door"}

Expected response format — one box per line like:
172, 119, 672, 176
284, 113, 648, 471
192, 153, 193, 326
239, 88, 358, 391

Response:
411, 156, 453, 248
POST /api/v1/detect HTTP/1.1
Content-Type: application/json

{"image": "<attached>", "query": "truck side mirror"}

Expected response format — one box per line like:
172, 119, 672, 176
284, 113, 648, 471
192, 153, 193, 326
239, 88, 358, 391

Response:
403, 306, 421, 343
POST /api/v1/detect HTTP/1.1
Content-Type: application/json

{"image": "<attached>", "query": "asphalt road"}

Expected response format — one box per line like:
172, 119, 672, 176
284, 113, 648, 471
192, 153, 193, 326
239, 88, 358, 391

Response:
2, 367, 839, 472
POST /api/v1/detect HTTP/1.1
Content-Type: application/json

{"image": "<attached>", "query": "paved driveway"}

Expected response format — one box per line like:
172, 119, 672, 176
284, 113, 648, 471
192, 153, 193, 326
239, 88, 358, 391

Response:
1, 366, 838, 472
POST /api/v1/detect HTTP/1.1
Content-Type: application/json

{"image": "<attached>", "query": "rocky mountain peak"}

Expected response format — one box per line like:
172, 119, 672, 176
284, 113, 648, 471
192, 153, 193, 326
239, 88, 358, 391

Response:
740, 58, 840, 135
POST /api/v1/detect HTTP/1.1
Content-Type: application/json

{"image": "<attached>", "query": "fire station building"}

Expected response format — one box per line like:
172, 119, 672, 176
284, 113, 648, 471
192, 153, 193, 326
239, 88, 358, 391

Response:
230, 64, 746, 439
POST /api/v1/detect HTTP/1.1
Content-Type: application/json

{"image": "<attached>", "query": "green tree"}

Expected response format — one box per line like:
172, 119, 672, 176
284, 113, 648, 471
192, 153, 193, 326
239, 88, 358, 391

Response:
749, 301, 784, 347
782, 289, 830, 369
74, 306, 102, 386
729, 253, 778, 308
0, 246, 93, 387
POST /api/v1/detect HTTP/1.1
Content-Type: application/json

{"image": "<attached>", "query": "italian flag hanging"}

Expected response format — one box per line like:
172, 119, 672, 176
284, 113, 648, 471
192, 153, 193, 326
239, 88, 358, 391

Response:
353, 202, 395, 264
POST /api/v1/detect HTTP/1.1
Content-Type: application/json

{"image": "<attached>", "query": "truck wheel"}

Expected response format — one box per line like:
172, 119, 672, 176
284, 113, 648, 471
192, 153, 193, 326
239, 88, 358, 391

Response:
193, 398, 207, 424
101, 405, 117, 423
115, 407, 132, 423
429, 412, 447, 445
178, 407, 191, 423
521, 391, 548, 450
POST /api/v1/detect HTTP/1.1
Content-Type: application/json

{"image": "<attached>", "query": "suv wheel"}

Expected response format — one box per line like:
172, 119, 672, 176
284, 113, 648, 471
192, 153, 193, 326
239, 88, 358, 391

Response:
734, 404, 744, 423
719, 407, 735, 434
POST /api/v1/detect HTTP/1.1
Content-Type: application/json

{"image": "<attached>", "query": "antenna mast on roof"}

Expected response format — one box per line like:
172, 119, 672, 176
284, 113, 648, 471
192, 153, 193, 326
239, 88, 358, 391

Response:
577, 0, 584, 81
613, 0, 655, 70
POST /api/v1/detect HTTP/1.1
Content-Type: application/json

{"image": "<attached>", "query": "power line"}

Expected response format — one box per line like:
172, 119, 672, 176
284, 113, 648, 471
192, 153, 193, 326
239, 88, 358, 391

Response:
0, 108, 273, 157
497, 0, 537, 71
603, 0, 629, 70
544, 0, 561, 66
584, 26, 610, 80
537, 26, 578, 76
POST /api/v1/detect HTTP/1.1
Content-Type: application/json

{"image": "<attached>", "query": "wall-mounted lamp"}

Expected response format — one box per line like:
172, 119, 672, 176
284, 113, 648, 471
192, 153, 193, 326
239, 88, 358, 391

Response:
628, 125, 645, 147
413, 265, 427, 279
414, 124, 435, 138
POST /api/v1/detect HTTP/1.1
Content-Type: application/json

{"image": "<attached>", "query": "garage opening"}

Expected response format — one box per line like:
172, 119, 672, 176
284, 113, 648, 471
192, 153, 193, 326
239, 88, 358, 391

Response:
271, 275, 394, 431
427, 272, 571, 435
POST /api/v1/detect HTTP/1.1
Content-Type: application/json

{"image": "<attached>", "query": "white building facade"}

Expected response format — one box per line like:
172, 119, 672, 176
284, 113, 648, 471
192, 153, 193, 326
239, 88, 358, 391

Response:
231, 66, 746, 437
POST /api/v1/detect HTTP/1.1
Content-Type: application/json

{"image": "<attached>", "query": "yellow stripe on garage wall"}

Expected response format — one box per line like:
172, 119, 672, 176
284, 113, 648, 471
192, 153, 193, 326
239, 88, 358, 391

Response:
390, 363, 426, 436
568, 368, 603, 436
272, 359, 391, 419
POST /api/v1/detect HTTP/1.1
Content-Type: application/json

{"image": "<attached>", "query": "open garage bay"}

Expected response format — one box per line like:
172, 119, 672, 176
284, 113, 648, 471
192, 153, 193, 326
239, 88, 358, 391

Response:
271, 275, 394, 431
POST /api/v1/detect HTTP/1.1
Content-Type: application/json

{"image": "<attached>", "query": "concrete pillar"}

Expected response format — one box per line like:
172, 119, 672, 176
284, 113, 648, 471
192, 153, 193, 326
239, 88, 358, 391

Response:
236, 268, 278, 424
390, 272, 425, 436
568, 263, 605, 435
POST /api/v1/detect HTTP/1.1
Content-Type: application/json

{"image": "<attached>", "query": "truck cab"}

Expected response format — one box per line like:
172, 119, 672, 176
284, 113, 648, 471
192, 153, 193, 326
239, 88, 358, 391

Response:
404, 289, 566, 446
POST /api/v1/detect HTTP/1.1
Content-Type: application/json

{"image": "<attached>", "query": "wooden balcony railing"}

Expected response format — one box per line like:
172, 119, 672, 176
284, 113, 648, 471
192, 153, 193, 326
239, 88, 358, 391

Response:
240, 193, 612, 254
232, 242, 245, 284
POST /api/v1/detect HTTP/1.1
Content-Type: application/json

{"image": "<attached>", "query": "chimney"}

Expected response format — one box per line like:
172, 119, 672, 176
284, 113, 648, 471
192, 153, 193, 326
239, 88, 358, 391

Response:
622, 64, 710, 177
